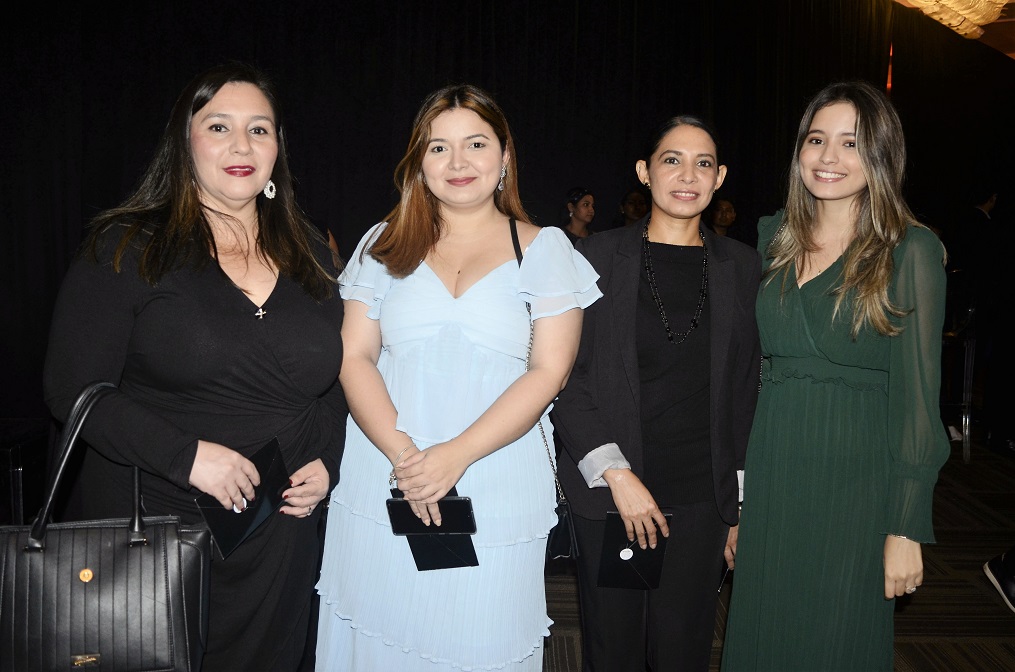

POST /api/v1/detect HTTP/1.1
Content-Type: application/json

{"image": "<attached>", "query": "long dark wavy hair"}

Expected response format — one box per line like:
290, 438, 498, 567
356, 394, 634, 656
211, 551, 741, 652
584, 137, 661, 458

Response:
766, 81, 920, 338
85, 62, 333, 299
368, 84, 530, 277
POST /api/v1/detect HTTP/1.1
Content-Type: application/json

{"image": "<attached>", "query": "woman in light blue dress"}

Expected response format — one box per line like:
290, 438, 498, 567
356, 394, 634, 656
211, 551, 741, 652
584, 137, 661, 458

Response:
315, 84, 601, 671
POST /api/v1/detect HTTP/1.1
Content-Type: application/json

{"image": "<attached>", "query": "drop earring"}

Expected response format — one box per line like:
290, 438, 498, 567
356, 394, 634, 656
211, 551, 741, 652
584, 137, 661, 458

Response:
263, 180, 276, 199
498, 167, 506, 192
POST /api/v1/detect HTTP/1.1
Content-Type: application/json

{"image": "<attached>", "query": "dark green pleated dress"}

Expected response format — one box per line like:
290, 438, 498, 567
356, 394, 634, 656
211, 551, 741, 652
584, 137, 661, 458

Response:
721, 212, 951, 671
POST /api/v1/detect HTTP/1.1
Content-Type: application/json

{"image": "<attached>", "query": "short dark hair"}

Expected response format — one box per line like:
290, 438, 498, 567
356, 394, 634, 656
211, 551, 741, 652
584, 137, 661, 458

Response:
642, 115, 719, 166
566, 186, 593, 206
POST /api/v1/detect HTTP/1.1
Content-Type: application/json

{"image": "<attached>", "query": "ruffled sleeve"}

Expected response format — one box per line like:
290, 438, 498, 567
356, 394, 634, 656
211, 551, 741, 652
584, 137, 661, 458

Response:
338, 223, 393, 320
517, 226, 602, 318
883, 225, 951, 542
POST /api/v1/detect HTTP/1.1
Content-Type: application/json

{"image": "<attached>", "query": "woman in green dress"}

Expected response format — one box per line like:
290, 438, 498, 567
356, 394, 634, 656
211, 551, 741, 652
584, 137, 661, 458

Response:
720, 81, 950, 671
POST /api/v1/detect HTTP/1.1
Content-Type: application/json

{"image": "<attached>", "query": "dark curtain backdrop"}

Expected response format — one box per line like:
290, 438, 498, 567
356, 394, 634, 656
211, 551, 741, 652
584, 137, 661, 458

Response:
3, 0, 1014, 420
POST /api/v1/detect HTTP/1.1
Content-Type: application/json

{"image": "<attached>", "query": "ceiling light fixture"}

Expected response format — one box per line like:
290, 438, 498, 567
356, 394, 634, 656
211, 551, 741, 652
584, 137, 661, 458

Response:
902, 0, 1007, 38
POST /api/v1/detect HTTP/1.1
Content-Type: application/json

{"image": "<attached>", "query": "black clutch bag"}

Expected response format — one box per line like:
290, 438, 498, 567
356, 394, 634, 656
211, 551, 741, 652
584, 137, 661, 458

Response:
0, 382, 211, 672
194, 437, 289, 559
596, 510, 672, 590
386, 487, 478, 571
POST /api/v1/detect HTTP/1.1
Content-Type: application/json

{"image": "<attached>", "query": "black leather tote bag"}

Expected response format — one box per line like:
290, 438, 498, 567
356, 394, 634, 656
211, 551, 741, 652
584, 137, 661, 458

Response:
0, 382, 211, 672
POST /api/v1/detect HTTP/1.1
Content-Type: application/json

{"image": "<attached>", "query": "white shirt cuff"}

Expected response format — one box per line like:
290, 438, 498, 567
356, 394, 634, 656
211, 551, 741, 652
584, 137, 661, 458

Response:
577, 443, 631, 488
738, 470, 744, 503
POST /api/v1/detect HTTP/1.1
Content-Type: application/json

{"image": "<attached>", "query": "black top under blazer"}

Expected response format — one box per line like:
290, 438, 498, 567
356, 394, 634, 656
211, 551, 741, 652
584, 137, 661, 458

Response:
553, 220, 762, 526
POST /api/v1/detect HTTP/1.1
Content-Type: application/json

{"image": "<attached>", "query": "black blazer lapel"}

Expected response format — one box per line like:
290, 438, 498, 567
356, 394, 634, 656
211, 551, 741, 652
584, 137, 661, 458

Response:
612, 225, 643, 411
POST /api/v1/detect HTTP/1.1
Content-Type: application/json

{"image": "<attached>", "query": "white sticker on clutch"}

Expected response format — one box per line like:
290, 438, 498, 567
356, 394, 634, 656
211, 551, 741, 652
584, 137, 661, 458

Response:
619, 548, 634, 561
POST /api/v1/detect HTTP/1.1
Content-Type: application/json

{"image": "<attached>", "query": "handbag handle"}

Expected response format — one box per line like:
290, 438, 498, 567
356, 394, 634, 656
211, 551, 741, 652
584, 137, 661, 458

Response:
27, 382, 147, 550
509, 219, 567, 504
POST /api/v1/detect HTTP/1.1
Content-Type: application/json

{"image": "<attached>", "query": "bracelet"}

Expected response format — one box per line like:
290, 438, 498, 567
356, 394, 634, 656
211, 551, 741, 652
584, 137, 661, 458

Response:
388, 443, 416, 486
889, 533, 909, 540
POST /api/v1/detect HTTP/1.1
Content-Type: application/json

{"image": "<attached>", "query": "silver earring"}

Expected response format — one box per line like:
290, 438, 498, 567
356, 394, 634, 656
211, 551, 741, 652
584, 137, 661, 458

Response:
263, 180, 276, 199
498, 167, 506, 192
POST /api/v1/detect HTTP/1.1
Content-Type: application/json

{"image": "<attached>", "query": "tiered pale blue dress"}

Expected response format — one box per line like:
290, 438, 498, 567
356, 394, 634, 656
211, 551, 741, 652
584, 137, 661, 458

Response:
315, 223, 601, 671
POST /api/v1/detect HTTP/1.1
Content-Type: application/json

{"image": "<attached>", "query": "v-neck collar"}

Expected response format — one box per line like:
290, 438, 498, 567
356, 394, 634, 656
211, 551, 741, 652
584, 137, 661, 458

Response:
420, 258, 514, 300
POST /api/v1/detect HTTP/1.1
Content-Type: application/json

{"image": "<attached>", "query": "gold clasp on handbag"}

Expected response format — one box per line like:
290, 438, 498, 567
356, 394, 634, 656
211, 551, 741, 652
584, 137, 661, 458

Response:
71, 654, 100, 667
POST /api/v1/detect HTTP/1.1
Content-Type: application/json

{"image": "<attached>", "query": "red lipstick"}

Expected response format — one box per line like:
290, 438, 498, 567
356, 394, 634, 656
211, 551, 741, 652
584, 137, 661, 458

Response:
224, 165, 255, 177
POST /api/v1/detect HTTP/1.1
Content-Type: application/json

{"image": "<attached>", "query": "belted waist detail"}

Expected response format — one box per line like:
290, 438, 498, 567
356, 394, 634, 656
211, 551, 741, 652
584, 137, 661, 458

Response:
762, 356, 887, 389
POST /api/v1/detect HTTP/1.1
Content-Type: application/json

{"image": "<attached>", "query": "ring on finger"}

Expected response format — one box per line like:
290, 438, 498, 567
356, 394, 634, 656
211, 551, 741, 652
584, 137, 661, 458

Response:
905, 586, 917, 594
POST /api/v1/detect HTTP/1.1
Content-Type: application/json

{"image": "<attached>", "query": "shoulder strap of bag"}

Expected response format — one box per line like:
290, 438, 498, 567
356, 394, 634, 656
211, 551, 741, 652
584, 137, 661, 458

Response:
509, 219, 566, 502
510, 217, 523, 265
27, 382, 146, 550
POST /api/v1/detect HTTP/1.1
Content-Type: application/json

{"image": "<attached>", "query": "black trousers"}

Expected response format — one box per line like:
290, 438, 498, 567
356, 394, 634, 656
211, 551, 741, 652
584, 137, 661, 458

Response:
573, 502, 727, 672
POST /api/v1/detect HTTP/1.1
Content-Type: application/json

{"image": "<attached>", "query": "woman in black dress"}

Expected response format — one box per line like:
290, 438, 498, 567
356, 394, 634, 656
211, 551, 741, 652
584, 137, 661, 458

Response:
43, 63, 347, 671
553, 116, 761, 672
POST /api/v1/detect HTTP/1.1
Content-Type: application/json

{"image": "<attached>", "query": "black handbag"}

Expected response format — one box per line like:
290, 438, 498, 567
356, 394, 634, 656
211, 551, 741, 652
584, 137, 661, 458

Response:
0, 382, 211, 672
542, 416, 579, 562
546, 499, 576, 560
510, 218, 579, 562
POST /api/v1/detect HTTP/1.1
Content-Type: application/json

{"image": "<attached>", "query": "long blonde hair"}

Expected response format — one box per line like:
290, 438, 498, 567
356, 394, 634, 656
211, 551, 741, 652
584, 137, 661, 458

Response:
766, 81, 918, 338
368, 84, 530, 278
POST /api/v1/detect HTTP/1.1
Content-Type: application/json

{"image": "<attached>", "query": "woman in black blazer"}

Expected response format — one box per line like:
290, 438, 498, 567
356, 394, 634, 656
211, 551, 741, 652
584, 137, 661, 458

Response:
553, 116, 761, 672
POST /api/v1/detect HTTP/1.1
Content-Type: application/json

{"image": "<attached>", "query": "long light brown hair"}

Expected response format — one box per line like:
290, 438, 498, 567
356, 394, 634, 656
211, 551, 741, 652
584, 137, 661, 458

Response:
766, 81, 919, 338
86, 62, 333, 300
368, 84, 530, 277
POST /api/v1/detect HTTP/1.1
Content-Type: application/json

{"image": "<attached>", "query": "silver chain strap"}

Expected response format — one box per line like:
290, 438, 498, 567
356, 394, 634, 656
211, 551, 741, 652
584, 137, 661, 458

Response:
525, 302, 566, 502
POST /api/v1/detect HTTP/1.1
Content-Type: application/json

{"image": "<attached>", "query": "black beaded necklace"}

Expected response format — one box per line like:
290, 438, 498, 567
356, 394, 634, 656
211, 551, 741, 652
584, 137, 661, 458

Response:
641, 218, 708, 344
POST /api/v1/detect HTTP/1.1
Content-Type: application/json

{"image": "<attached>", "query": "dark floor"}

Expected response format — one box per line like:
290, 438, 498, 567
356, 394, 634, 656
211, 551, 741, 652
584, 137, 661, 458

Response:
544, 437, 1015, 672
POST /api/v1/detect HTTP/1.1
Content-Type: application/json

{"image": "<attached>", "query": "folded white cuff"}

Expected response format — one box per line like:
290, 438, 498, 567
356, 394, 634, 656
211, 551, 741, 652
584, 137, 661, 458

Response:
577, 443, 631, 488
577, 446, 746, 502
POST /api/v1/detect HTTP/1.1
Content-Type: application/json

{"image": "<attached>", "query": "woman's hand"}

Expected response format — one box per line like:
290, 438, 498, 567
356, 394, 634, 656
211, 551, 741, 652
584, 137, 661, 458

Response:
189, 440, 260, 511
388, 444, 437, 524
725, 524, 739, 569
884, 535, 923, 599
280, 458, 330, 519
395, 442, 470, 526
604, 468, 669, 549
